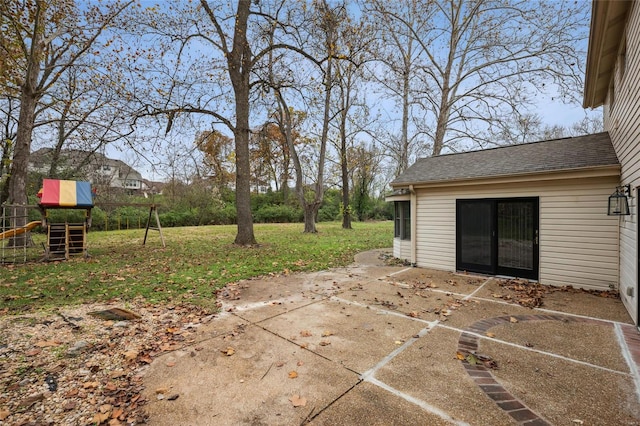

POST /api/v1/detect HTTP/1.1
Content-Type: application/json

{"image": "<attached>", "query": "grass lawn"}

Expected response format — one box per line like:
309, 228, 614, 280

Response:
0, 221, 393, 312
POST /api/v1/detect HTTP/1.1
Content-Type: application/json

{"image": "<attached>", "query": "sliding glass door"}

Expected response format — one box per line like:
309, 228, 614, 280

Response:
457, 198, 538, 280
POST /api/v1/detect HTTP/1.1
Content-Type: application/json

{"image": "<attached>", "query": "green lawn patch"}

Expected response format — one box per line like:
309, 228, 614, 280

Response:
0, 221, 392, 312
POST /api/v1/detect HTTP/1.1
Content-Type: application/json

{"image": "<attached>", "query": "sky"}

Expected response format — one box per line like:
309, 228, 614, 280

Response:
99, 0, 603, 185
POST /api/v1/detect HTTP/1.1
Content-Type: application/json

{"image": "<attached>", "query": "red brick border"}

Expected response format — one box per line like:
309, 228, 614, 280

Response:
619, 323, 640, 368
457, 314, 617, 426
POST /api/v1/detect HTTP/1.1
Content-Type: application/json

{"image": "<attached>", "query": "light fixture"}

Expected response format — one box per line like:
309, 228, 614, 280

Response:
608, 184, 631, 216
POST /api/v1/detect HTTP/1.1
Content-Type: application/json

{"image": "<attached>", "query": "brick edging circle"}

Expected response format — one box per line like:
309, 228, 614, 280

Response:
457, 314, 609, 426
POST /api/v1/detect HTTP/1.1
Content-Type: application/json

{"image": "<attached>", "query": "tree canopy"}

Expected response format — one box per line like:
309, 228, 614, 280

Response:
0, 0, 600, 242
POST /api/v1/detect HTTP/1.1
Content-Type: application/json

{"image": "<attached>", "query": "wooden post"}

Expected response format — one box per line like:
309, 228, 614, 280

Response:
143, 204, 165, 247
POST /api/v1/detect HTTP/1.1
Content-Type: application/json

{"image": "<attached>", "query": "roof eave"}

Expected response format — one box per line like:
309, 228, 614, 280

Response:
583, 0, 632, 108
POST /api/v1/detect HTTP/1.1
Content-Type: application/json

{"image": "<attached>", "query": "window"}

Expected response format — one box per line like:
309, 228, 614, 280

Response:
394, 201, 411, 240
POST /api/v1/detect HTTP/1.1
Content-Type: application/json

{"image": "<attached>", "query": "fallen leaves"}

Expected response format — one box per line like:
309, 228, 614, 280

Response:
0, 301, 215, 426
92, 411, 110, 424
456, 351, 499, 370
18, 393, 44, 408
123, 350, 139, 361
34, 340, 61, 348
495, 279, 546, 308
289, 394, 307, 407
221, 347, 235, 356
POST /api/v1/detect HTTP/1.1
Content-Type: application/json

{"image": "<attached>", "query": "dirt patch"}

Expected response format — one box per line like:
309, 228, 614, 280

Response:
0, 301, 215, 425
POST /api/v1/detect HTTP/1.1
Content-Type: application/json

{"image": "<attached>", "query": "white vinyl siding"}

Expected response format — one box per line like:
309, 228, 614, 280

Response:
605, 0, 640, 320
393, 238, 411, 261
413, 175, 620, 291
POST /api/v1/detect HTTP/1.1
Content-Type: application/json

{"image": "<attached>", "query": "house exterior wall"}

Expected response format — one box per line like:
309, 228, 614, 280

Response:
604, 0, 640, 320
410, 175, 620, 291
393, 239, 412, 261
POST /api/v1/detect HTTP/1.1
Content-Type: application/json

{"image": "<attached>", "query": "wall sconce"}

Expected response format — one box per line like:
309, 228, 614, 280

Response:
608, 184, 631, 216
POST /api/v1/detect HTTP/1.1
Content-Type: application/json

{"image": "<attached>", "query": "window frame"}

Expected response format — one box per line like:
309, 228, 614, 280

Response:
394, 201, 411, 240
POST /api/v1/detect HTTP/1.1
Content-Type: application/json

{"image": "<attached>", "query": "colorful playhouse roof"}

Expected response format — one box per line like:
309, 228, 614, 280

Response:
38, 179, 93, 208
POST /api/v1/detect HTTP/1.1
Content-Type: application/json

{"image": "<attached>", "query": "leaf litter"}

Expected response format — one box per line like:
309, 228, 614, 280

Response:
0, 300, 215, 425
496, 278, 620, 308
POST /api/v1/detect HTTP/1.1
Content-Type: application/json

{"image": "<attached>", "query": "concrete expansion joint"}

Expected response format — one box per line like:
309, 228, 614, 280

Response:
614, 323, 640, 403
386, 266, 414, 277
330, 295, 439, 327
440, 321, 629, 375
364, 376, 471, 426
456, 314, 639, 425
463, 276, 496, 300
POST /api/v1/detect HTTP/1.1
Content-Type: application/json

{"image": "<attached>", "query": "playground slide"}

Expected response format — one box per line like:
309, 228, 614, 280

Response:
0, 221, 41, 240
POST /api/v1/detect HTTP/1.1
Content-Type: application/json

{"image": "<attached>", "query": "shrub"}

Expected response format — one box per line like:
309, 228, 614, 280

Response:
254, 204, 303, 223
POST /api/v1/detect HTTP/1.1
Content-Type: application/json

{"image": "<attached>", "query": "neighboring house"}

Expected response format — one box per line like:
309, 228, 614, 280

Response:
141, 179, 165, 196
30, 148, 143, 191
389, 0, 640, 324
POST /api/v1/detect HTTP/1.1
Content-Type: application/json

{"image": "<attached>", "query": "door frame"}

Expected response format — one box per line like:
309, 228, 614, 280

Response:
456, 197, 539, 280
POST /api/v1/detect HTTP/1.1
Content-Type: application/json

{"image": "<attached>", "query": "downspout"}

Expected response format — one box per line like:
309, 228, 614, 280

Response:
409, 185, 417, 267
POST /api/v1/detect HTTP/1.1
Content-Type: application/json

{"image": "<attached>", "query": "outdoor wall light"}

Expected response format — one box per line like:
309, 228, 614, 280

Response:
608, 184, 631, 216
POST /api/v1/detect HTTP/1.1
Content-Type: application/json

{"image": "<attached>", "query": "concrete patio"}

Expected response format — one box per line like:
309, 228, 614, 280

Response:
143, 249, 640, 425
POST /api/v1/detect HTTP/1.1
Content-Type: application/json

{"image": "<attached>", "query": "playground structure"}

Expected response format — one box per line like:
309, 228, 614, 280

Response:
38, 179, 94, 260
1, 179, 164, 264
0, 179, 93, 262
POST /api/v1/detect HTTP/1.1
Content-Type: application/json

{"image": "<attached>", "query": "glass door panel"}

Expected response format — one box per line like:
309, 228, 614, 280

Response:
497, 201, 534, 271
457, 200, 494, 274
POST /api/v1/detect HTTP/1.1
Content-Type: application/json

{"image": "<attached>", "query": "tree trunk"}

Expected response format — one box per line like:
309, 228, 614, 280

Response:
303, 2, 335, 234
7, 5, 44, 248
341, 162, 351, 229
340, 108, 351, 230
229, 0, 256, 246
399, 48, 411, 173
303, 202, 320, 233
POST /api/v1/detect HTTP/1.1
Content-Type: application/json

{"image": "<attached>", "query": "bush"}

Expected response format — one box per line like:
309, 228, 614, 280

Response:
208, 204, 237, 225
254, 204, 303, 223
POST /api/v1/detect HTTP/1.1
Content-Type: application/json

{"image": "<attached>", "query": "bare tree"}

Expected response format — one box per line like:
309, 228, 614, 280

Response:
127, 0, 328, 242
331, 18, 373, 229
0, 0, 132, 238
365, 0, 434, 174
0, 97, 18, 204
367, 0, 588, 159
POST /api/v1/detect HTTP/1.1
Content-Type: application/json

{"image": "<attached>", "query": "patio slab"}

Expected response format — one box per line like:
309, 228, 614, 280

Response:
259, 298, 429, 373
484, 338, 640, 425
474, 278, 632, 323
310, 381, 452, 426
375, 326, 517, 425
142, 250, 640, 425
143, 323, 360, 426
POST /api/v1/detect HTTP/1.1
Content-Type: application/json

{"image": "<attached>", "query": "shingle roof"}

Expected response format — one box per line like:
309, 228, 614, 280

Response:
391, 132, 619, 186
